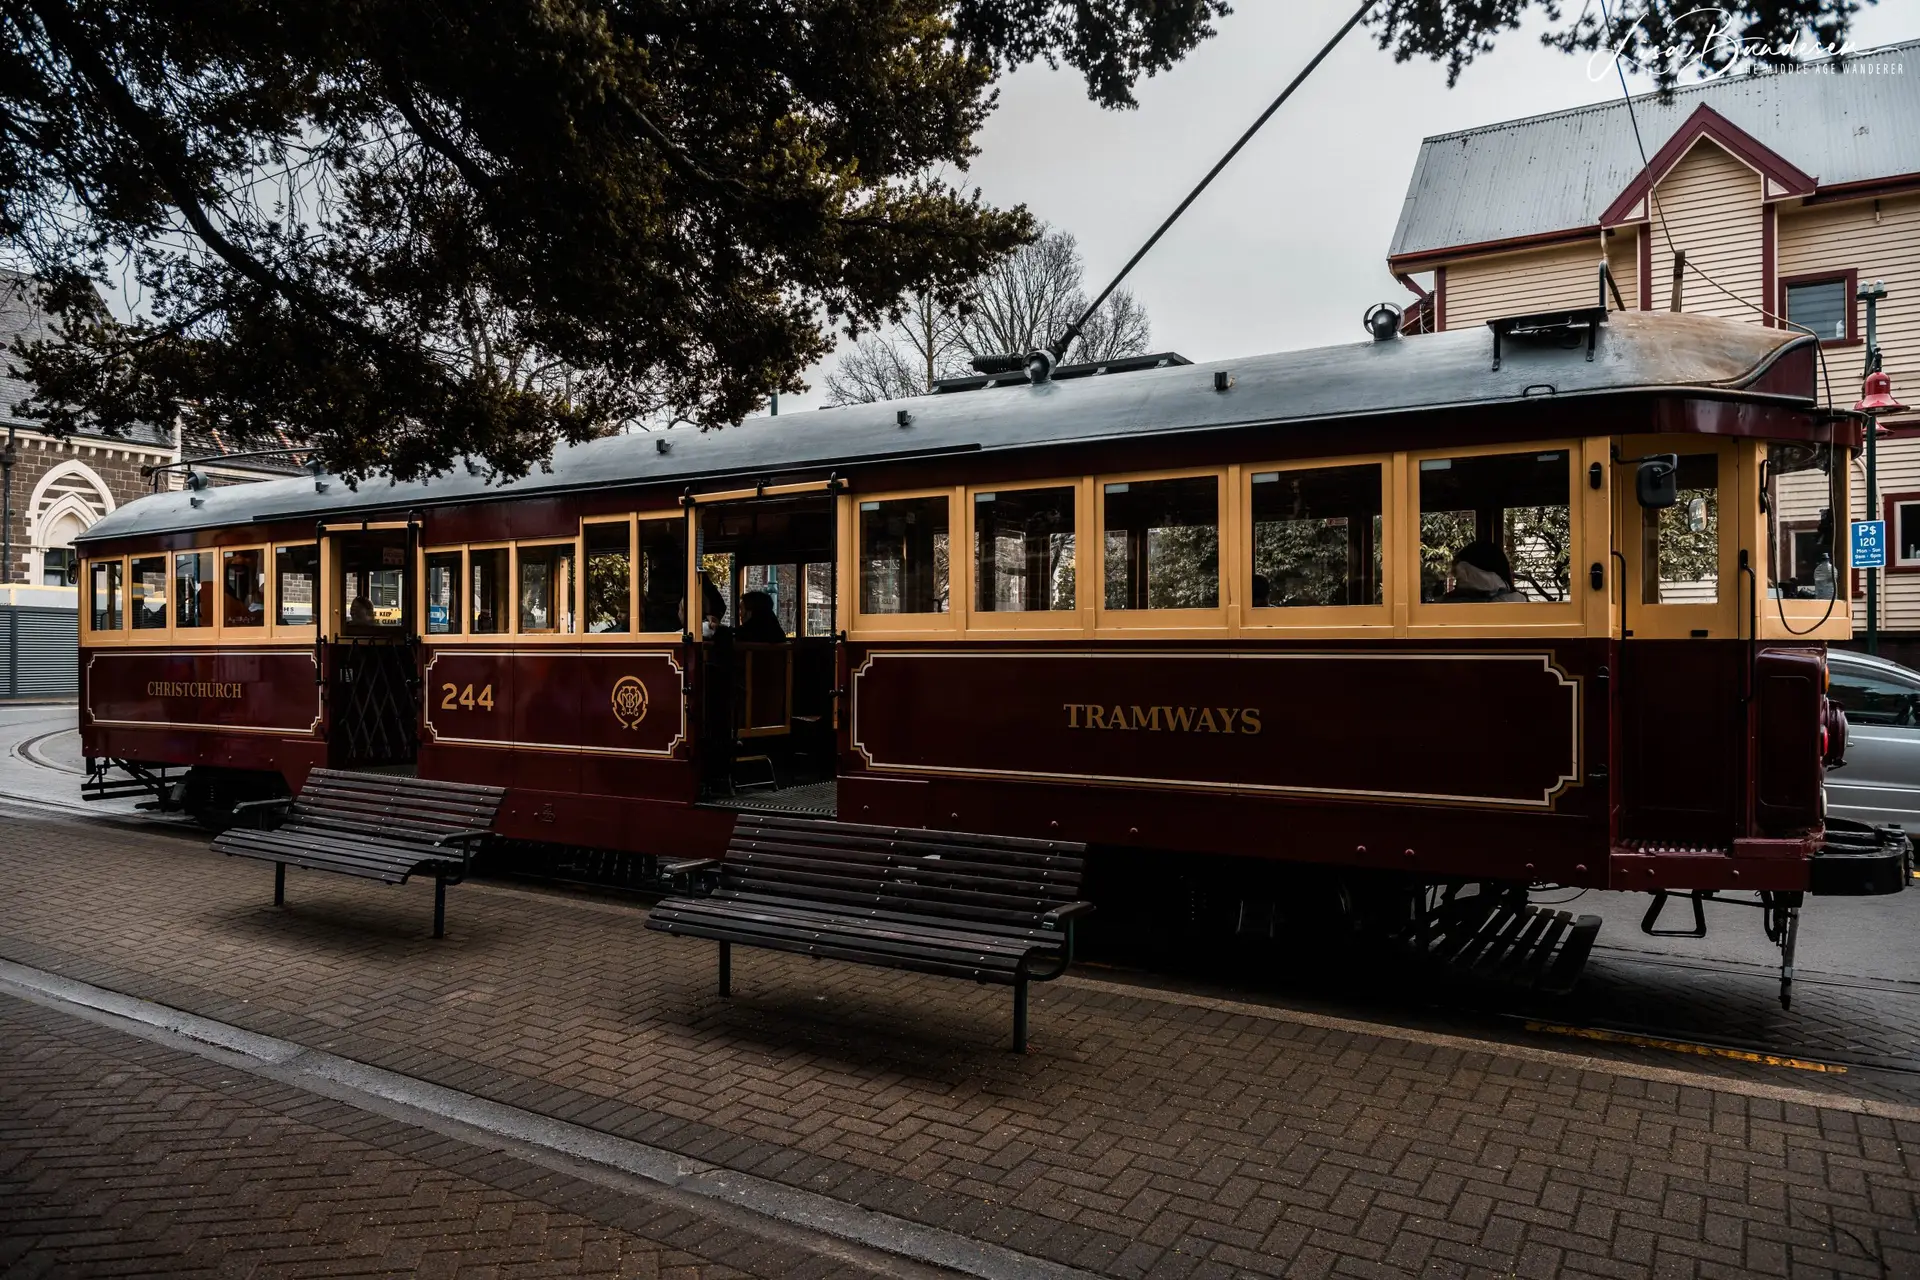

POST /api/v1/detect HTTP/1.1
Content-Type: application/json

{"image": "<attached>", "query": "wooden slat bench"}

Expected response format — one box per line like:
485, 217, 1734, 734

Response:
646, 815, 1092, 1051
212, 769, 505, 937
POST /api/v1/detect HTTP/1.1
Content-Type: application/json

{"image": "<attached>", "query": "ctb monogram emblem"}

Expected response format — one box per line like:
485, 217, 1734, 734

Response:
610, 675, 649, 729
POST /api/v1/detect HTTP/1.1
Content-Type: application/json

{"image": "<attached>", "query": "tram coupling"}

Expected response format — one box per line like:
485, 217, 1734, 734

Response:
1809, 819, 1912, 897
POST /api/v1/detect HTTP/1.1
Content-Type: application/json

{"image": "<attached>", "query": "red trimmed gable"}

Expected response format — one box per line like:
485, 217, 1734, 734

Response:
1600, 104, 1816, 227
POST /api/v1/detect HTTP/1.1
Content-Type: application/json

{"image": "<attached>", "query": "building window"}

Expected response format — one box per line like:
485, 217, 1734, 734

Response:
41, 547, 76, 587
1783, 275, 1853, 344
1894, 500, 1920, 569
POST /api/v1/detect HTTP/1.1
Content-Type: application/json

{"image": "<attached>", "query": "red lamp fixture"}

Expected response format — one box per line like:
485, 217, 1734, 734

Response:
1855, 369, 1909, 417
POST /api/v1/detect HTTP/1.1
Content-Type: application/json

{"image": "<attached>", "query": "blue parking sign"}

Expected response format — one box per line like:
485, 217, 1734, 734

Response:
1852, 520, 1887, 569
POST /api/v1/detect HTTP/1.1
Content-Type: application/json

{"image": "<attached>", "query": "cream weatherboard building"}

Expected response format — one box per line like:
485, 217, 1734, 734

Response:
1388, 43, 1920, 657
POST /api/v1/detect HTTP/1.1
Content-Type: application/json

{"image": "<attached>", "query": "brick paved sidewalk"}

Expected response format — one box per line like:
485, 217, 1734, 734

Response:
2, 808, 1917, 1279
0, 994, 822, 1279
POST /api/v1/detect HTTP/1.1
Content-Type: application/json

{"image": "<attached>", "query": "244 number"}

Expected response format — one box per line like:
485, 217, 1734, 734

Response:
440, 683, 495, 712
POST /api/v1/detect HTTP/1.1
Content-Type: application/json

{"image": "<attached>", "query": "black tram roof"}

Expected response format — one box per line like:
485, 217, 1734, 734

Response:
79, 311, 1816, 545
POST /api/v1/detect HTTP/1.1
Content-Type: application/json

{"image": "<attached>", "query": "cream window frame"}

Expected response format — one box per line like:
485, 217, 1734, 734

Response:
579, 516, 637, 640
1092, 467, 1230, 636
419, 545, 467, 640
1615, 436, 1740, 641
210, 544, 272, 641
169, 547, 220, 639
844, 486, 964, 638
633, 511, 696, 641
961, 478, 1090, 637
458, 541, 514, 642
1236, 456, 1396, 636
81, 554, 128, 644
1404, 439, 1590, 638
1748, 440, 1852, 641
122, 551, 174, 644
510, 537, 581, 640
267, 542, 321, 642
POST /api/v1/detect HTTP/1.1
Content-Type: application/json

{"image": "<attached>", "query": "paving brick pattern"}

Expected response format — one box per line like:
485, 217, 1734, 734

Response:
2, 811, 1919, 1278
0, 994, 823, 1279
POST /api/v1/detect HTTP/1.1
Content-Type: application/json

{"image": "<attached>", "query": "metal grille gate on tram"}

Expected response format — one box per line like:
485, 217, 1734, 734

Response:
329, 637, 419, 768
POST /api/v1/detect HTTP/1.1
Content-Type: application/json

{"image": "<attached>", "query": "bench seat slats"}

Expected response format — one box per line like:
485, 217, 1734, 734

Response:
214, 769, 505, 937
647, 813, 1091, 1050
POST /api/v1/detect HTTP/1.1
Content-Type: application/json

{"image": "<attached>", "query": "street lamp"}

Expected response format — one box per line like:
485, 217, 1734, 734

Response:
1854, 280, 1909, 655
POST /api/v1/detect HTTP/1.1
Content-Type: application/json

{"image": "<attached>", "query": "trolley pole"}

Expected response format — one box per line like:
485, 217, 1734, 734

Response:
1861, 281, 1888, 655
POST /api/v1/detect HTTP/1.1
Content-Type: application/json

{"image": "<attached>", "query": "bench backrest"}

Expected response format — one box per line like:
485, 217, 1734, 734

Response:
723, 815, 1086, 929
289, 769, 506, 847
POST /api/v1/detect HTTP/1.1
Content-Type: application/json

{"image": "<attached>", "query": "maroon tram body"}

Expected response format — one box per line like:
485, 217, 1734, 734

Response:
73, 311, 1907, 981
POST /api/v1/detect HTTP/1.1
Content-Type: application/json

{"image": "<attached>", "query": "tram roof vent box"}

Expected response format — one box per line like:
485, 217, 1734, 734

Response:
1486, 305, 1609, 372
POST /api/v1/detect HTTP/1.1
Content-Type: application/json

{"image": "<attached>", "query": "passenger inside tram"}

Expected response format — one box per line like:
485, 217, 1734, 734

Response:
1440, 542, 1526, 603
737, 590, 788, 643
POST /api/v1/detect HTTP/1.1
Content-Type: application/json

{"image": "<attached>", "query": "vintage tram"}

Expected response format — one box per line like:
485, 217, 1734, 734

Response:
73, 307, 1909, 997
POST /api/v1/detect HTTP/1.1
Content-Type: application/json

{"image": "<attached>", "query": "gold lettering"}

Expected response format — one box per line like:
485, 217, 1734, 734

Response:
1109, 705, 1131, 729
145, 680, 243, 699
1064, 703, 1083, 729
1068, 702, 1262, 735
1196, 708, 1218, 733
1086, 705, 1107, 730
1129, 706, 1161, 731
1240, 708, 1262, 735
1163, 706, 1196, 732
1217, 708, 1240, 733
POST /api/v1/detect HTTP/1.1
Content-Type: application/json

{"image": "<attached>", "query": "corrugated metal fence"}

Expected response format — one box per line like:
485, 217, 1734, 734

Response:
0, 599, 77, 699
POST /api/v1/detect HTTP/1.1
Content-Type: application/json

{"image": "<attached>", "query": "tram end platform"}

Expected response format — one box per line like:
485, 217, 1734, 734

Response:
1, 802, 1917, 1280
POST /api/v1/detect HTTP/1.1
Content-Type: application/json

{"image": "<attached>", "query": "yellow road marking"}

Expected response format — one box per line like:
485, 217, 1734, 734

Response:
1524, 1022, 1846, 1073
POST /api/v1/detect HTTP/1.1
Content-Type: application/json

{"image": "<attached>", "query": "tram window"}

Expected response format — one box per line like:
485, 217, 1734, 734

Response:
1765, 444, 1838, 598
221, 549, 266, 628
859, 496, 950, 615
804, 562, 834, 637
425, 551, 463, 635
637, 518, 688, 632
174, 551, 214, 628
584, 523, 631, 633
1103, 476, 1219, 610
1642, 453, 1719, 605
974, 486, 1075, 612
274, 545, 318, 627
518, 543, 576, 634
340, 543, 407, 632
742, 563, 799, 635
88, 559, 122, 632
130, 555, 169, 630
470, 548, 509, 634
1250, 465, 1382, 608
1418, 451, 1570, 603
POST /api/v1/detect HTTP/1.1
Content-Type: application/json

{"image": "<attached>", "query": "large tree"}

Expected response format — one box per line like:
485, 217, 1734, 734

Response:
2, 0, 1865, 479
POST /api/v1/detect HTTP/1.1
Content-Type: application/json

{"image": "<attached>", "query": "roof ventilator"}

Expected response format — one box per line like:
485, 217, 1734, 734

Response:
1486, 305, 1607, 373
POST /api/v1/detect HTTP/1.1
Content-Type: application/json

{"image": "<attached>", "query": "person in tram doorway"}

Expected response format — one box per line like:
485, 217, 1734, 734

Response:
347, 595, 376, 626
736, 590, 787, 643
1442, 541, 1527, 603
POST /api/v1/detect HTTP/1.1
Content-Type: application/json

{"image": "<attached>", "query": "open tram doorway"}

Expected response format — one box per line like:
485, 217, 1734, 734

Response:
325, 528, 420, 770
690, 492, 839, 811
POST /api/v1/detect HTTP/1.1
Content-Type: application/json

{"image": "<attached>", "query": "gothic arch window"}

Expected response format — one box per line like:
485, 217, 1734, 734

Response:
28, 460, 116, 586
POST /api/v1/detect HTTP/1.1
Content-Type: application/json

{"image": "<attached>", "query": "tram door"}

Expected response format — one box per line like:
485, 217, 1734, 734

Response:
691, 493, 839, 799
325, 530, 420, 769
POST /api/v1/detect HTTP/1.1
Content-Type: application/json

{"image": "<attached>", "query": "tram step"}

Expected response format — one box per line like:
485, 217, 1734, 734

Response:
1411, 899, 1602, 995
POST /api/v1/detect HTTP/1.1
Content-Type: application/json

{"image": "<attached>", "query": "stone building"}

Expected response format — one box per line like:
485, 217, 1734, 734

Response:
1387, 40, 1920, 653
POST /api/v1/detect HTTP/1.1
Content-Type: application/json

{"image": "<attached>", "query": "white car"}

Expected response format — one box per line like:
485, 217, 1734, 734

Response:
1825, 649, 1920, 831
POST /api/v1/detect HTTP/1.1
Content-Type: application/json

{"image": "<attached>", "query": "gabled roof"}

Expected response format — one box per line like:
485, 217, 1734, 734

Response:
1389, 39, 1920, 263
79, 312, 1816, 545
0, 271, 173, 450
1597, 104, 1815, 224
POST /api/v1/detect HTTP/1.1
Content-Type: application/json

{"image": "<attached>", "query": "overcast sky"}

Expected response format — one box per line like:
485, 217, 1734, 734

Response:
781, 1, 1919, 411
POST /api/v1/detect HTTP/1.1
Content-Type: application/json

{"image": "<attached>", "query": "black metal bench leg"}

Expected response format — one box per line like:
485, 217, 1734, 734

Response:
274, 862, 285, 907
718, 940, 731, 996
433, 875, 446, 939
1013, 976, 1029, 1053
